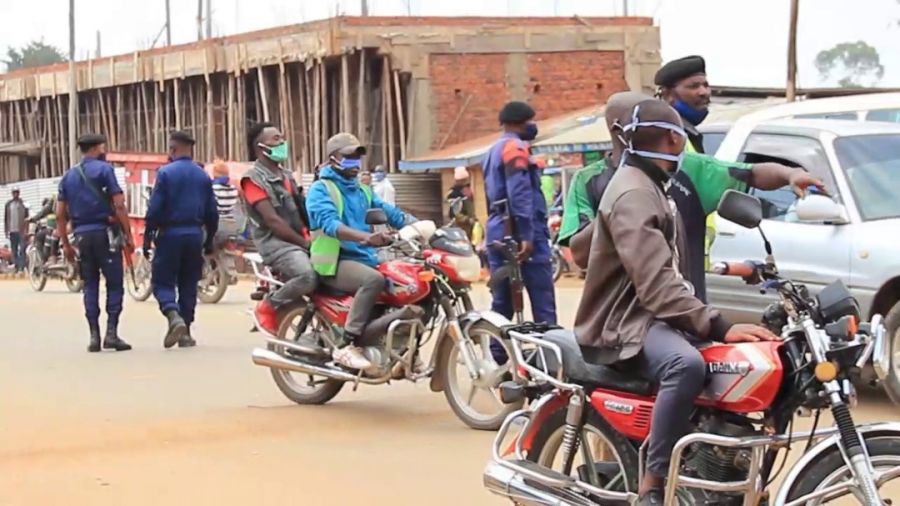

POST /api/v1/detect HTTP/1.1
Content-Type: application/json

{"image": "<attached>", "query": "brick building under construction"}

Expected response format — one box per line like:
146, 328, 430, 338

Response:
0, 15, 660, 184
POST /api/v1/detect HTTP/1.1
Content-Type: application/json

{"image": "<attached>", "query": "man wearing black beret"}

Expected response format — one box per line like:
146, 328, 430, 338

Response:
145, 130, 219, 349
482, 101, 557, 335
654, 55, 710, 153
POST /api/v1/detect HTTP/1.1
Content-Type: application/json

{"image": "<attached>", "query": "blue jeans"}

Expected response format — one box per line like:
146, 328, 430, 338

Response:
9, 231, 25, 272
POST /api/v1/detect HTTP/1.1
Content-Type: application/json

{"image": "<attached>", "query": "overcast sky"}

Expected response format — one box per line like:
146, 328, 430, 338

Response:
1, 0, 899, 88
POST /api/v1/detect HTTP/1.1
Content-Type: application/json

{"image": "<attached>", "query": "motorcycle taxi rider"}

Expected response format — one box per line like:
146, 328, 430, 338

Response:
572, 100, 780, 505
28, 195, 60, 263
306, 133, 417, 371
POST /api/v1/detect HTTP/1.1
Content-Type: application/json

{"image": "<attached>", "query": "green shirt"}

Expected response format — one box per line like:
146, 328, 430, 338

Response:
559, 159, 607, 243
540, 175, 555, 208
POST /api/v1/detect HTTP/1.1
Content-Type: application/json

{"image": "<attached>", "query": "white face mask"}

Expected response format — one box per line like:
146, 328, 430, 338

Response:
621, 104, 688, 170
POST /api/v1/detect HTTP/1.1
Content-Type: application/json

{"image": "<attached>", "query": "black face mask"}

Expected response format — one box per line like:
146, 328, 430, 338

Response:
97, 153, 107, 162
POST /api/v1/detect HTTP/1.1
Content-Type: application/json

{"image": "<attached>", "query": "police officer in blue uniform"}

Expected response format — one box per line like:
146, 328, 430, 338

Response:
483, 101, 557, 325
57, 133, 135, 352
145, 131, 218, 349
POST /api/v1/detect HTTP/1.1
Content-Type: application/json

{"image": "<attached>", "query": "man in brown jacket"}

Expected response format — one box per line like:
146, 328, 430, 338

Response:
573, 100, 777, 505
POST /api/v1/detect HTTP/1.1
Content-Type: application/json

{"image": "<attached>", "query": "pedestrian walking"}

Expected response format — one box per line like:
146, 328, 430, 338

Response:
144, 131, 218, 348
371, 165, 396, 205
4, 188, 29, 273
56, 134, 134, 352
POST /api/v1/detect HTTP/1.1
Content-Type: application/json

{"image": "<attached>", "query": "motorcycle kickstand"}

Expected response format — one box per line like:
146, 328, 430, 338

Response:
351, 371, 363, 392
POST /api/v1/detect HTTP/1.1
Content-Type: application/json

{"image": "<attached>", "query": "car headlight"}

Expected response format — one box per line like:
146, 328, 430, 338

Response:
444, 254, 481, 283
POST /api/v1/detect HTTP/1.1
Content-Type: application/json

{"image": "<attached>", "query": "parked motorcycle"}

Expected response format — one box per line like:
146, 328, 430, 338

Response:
484, 190, 899, 505
126, 248, 153, 301
26, 224, 82, 293
248, 211, 519, 430
197, 235, 243, 304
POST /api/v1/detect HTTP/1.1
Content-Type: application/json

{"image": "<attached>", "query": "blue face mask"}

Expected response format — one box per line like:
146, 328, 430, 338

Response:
519, 122, 539, 141
373, 171, 386, 182
672, 99, 709, 126
339, 158, 362, 170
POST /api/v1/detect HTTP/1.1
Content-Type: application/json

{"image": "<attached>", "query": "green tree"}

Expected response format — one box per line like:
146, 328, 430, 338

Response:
815, 41, 884, 88
3, 40, 66, 72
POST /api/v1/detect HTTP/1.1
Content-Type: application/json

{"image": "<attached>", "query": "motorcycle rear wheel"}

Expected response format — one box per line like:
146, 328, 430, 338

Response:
65, 275, 83, 293
527, 407, 640, 499
551, 249, 563, 282
198, 255, 228, 304
268, 305, 344, 405
784, 435, 900, 504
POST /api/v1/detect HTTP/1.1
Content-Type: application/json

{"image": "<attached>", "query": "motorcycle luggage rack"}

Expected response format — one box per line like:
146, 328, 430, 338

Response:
244, 252, 283, 288
507, 330, 577, 391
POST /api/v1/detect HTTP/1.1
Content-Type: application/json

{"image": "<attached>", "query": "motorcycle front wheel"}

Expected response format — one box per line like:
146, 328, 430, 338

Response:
126, 253, 153, 302
198, 255, 228, 304
440, 320, 521, 430
551, 247, 563, 282
784, 435, 900, 504
26, 249, 47, 292
268, 305, 344, 405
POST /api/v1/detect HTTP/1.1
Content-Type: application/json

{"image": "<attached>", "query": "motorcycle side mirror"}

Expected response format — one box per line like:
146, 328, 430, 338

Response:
365, 208, 389, 226
717, 190, 763, 229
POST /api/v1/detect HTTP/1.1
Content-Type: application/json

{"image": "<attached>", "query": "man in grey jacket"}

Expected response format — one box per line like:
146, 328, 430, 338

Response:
573, 100, 778, 505
4, 188, 29, 272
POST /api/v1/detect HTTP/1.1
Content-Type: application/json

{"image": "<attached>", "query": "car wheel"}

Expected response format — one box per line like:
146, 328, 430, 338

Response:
882, 301, 900, 404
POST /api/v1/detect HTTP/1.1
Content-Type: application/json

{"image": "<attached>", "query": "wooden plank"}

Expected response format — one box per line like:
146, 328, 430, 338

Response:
140, 84, 151, 151
257, 66, 270, 122
44, 99, 54, 177
174, 78, 182, 130
227, 75, 235, 160
115, 86, 124, 148
237, 74, 247, 160
383, 57, 395, 171
392, 70, 407, 162
103, 90, 116, 150
97, 90, 108, 139
379, 70, 387, 169
154, 84, 162, 152
55, 97, 66, 168
356, 50, 366, 145
298, 66, 310, 170
312, 62, 321, 163
341, 53, 350, 132
319, 61, 327, 152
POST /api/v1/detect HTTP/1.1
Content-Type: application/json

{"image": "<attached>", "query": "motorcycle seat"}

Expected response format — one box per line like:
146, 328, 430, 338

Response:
542, 330, 653, 396
315, 284, 354, 297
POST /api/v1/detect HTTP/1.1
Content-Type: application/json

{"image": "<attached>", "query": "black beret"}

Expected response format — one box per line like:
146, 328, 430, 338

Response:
654, 55, 706, 88
77, 133, 107, 147
499, 101, 536, 124
170, 130, 196, 145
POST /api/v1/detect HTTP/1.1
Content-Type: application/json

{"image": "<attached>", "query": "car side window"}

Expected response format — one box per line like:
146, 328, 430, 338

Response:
865, 108, 900, 123
738, 133, 836, 223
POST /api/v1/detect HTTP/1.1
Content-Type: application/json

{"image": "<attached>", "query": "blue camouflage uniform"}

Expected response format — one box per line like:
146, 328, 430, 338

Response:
145, 156, 219, 326
483, 132, 557, 325
58, 157, 124, 328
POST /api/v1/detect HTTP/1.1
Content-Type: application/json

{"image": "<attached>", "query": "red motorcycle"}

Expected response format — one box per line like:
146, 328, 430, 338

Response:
484, 191, 899, 505
248, 210, 520, 430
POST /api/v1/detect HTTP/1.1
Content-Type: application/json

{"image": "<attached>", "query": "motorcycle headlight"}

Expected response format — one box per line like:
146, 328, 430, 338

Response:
444, 254, 481, 283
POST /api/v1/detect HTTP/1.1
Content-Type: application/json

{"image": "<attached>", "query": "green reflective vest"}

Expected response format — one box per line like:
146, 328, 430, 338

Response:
309, 180, 372, 276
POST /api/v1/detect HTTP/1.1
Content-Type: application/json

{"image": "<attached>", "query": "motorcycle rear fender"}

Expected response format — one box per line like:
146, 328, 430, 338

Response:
773, 421, 900, 505
429, 310, 514, 392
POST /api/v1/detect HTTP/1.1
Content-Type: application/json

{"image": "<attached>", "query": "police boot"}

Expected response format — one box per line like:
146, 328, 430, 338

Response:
87, 323, 102, 353
164, 310, 187, 349
103, 324, 133, 352
178, 325, 197, 348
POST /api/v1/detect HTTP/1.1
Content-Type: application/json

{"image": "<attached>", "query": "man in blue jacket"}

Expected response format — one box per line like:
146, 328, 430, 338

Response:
483, 101, 556, 325
145, 131, 219, 349
306, 133, 414, 370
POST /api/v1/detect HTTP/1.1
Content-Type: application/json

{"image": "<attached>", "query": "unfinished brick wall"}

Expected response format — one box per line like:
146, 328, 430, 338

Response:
429, 50, 629, 148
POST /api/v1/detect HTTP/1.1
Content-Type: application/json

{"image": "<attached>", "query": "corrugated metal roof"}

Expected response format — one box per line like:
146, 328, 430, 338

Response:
399, 105, 603, 172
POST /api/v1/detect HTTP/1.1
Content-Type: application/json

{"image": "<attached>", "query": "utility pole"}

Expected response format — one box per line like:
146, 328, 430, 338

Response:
68, 0, 77, 167
622, 0, 629, 16
165, 0, 172, 45
361, 0, 368, 16
197, 0, 204, 40
95, 30, 101, 58
786, 0, 800, 101
206, 0, 212, 38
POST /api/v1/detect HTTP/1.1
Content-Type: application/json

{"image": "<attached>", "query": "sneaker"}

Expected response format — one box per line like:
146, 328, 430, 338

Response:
253, 299, 279, 337
332, 345, 372, 370
637, 489, 663, 506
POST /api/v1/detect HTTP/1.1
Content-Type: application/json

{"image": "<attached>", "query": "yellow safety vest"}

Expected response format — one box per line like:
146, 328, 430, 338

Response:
309, 180, 372, 276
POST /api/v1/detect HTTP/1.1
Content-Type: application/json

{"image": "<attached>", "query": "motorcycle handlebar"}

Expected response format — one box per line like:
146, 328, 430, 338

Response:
711, 261, 757, 279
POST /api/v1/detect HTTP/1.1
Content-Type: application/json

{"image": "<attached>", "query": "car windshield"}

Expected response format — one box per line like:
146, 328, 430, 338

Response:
834, 134, 900, 221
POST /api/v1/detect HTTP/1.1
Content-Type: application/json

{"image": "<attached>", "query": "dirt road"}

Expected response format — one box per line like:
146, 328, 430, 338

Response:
0, 280, 896, 505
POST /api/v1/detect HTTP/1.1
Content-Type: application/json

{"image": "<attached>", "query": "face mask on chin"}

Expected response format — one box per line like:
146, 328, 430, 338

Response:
672, 98, 709, 126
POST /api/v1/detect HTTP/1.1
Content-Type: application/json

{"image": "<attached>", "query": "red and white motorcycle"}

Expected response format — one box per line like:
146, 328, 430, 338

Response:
247, 210, 519, 430
485, 191, 900, 505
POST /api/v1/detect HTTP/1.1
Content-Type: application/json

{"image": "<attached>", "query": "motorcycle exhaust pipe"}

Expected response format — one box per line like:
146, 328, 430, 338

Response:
483, 463, 583, 506
251, 348, 359, 382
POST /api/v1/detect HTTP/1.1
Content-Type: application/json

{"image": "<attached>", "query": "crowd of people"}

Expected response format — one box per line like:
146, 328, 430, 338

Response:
10, 53, 834, 506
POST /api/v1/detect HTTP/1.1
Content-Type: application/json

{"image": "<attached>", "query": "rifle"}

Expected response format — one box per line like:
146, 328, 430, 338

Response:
488, 198, 525, 324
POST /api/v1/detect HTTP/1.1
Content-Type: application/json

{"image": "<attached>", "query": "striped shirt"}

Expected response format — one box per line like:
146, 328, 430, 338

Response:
212, 182, 239, 219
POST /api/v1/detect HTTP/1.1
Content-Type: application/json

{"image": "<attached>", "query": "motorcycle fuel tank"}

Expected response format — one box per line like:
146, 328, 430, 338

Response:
377, 260, 431, 306
697, 341, 784, 413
